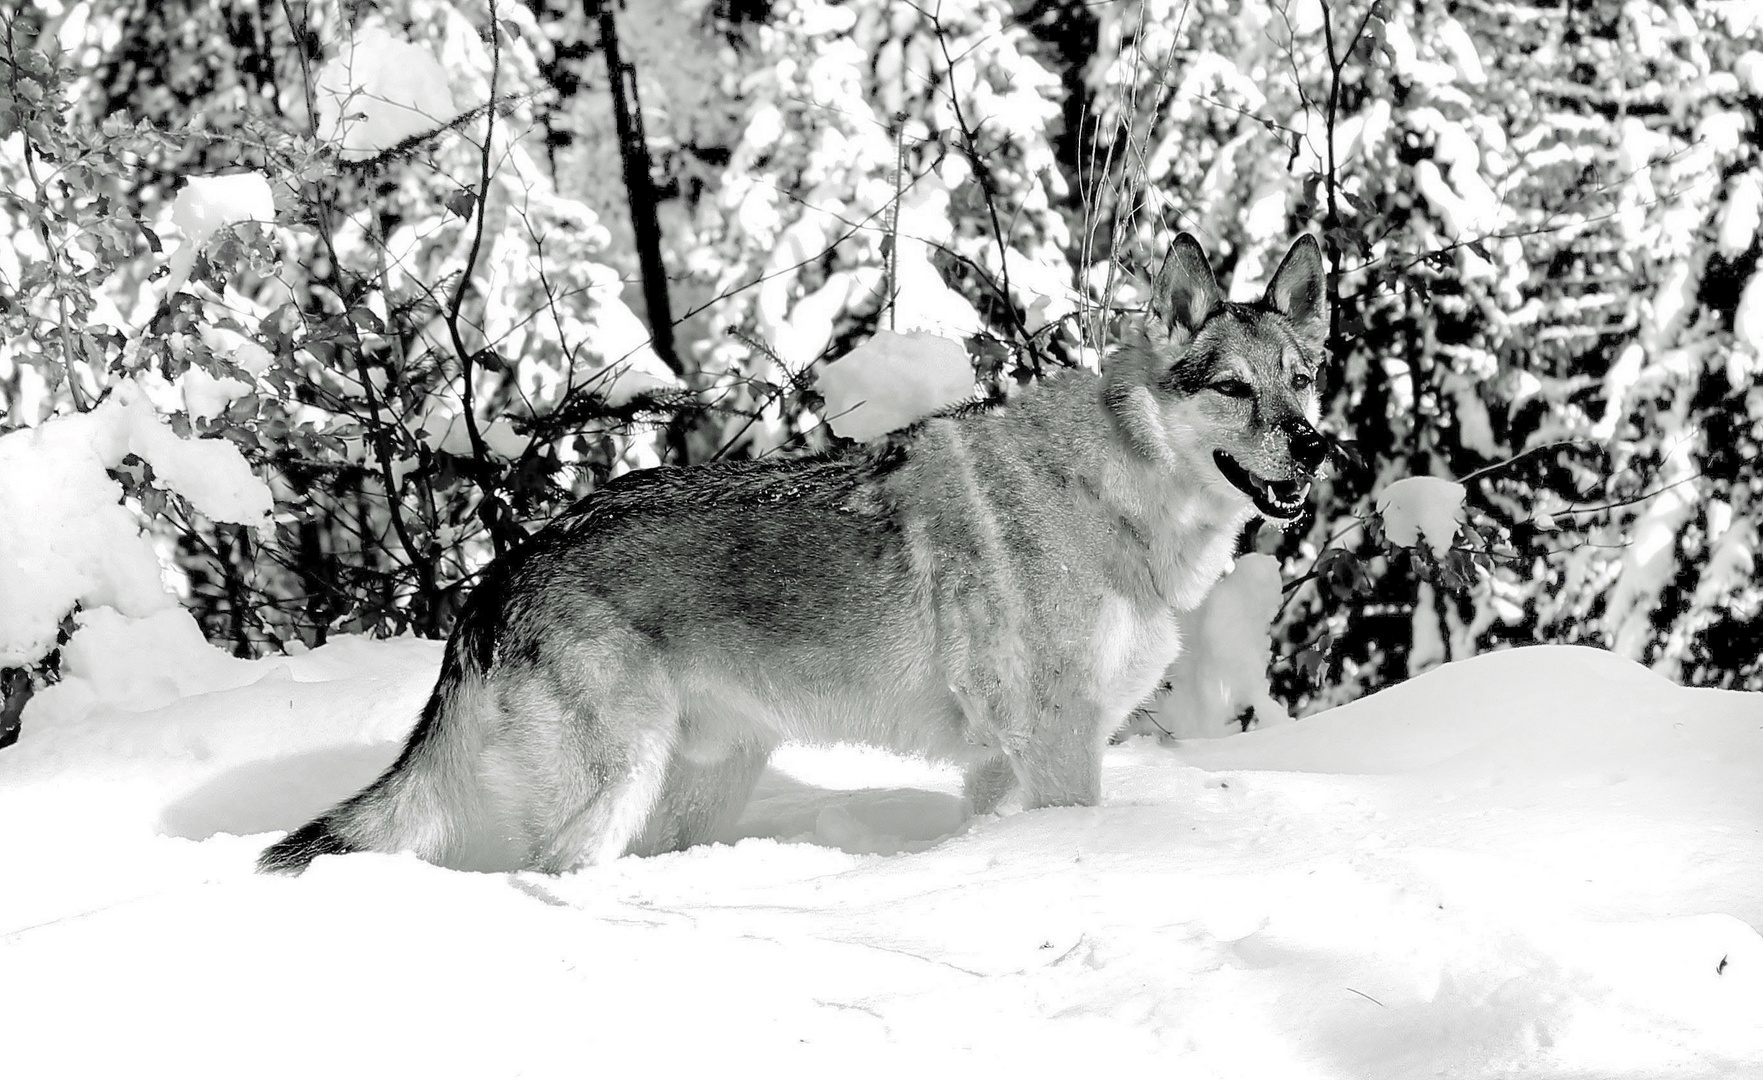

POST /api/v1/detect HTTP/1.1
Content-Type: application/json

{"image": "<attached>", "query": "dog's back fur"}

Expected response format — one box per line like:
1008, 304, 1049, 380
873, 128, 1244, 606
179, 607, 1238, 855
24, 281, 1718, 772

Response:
259, 232, 1328, 875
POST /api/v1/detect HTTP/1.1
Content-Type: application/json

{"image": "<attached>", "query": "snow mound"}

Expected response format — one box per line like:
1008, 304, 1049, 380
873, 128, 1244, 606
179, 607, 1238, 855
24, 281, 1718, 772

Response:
0, 642, 1758, 1077
816, 329, 977, 442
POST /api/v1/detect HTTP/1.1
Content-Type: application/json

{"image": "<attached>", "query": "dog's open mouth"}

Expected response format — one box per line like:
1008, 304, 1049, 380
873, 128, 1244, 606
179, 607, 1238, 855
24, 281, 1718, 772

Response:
1213, 451, 1311, 519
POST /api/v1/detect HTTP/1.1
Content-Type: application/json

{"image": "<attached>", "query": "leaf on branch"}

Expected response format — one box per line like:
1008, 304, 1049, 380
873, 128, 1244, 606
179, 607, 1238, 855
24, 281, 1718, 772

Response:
1365, 16, 1391, 56
347, 306, 384, 334
445, 187, 479, 219
1317, 548, 1368, 600
468, 347, 507, 373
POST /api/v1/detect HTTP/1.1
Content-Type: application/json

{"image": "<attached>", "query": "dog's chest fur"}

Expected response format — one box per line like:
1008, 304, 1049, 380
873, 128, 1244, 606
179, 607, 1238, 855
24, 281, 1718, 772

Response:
1088, 593, 1180, 718
879, 371, 1251, 719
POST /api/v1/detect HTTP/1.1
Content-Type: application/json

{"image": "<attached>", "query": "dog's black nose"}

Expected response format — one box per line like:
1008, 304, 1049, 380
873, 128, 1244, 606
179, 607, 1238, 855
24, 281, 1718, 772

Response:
1284, 420, 1329, 474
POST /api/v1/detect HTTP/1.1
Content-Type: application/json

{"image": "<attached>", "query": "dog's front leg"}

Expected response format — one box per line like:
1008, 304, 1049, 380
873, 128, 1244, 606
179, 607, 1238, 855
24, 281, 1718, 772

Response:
963, 754, 1019, 815
1007, 700, 1109, 810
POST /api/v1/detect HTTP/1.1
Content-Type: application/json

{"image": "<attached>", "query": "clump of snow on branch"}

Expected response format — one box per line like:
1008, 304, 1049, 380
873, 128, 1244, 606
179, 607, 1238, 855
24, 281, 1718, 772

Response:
889, 177, 983, 339
164, 172, 276, 293
180, 366, 253, 423
1607, 437, 1701, 661
815, 330, 976, 442
1376, 476, 1468, 558
1737, 273, 1763, 357
700, 0, 1074, 439
26, 607, 269, 725
315, 24, 460, 160
578, 266, 687, 405
1142, 555, 1291, 738
410, 397, 528, 461
0, 381, 274, 666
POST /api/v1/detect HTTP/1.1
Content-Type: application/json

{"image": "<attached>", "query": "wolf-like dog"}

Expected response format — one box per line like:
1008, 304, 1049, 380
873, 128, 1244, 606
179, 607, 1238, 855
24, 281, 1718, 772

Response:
258, 232, 1328, 875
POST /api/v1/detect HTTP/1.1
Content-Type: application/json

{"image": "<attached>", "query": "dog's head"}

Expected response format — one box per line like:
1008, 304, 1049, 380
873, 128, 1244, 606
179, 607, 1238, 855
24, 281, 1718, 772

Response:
1105, 232, 1328, 521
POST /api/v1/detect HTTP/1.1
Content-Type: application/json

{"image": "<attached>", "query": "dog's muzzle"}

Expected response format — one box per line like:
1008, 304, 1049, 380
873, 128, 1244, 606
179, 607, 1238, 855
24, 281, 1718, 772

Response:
1213, 451, 1311, 519
1213, 420, 1326, 520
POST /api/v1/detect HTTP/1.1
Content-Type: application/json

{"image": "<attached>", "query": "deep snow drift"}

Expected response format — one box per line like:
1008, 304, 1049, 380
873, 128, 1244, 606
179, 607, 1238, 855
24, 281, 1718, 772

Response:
1, 633, 1758, 1078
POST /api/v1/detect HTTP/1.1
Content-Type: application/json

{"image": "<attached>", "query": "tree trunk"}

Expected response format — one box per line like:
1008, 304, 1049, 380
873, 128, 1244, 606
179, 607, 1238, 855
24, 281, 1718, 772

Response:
592, 0, 683, 381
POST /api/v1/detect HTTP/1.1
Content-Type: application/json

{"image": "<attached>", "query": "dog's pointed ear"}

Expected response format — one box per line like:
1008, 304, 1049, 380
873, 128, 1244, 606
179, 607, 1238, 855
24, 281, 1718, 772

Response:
1152, 233, 1221, 335
1265, 234, 1325, 339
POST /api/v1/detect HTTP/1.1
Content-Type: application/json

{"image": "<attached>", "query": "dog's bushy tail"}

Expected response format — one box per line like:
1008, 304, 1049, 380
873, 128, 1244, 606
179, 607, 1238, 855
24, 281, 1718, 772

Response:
257, 585, 502, 876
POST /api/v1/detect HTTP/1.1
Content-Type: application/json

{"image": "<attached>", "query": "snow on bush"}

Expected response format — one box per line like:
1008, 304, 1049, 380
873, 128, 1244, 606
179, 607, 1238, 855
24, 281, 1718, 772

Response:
315, 24, 460, 160
1142, 554, 1291, 738
0, 381, 274, 666
816, 330, 977, 442
411, 397, 528, 460
578, 266, 688, 405
890, 179, 985, 339
179, 365, 253, 423
25, 607, 266, 726
1376, 476, 1467, 558
165, 172, 276, 293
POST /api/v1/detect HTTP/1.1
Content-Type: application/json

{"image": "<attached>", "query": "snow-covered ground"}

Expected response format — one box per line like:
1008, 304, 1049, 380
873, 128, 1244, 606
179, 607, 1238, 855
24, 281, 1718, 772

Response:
1, 633, 1759, 1078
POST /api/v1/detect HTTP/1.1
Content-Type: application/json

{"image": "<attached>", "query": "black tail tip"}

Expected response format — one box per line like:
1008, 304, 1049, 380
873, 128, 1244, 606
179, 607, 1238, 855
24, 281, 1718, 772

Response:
257, 818, 356, 876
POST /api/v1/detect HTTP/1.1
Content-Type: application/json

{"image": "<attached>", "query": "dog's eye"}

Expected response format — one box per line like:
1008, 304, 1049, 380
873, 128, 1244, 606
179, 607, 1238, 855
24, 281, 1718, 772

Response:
1292, 372, 1314, 392
1210, 379, 1254, 399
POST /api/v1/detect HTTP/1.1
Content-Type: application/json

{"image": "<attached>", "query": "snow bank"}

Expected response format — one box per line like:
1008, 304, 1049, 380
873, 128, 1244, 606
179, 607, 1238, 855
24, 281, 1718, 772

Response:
0, 642, 1758, 1078
0, 382, 274, 665
816, 329, 977, 442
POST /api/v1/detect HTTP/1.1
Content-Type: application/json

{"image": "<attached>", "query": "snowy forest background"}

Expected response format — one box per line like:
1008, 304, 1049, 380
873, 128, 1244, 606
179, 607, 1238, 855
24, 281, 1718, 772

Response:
3, 0, 1762, 748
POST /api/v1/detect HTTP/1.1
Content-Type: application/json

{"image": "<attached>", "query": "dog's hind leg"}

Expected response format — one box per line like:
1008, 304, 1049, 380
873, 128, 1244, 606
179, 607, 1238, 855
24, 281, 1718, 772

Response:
525, 705, 679, 874
467, 656, 684, 874
631, 734, 774, 857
